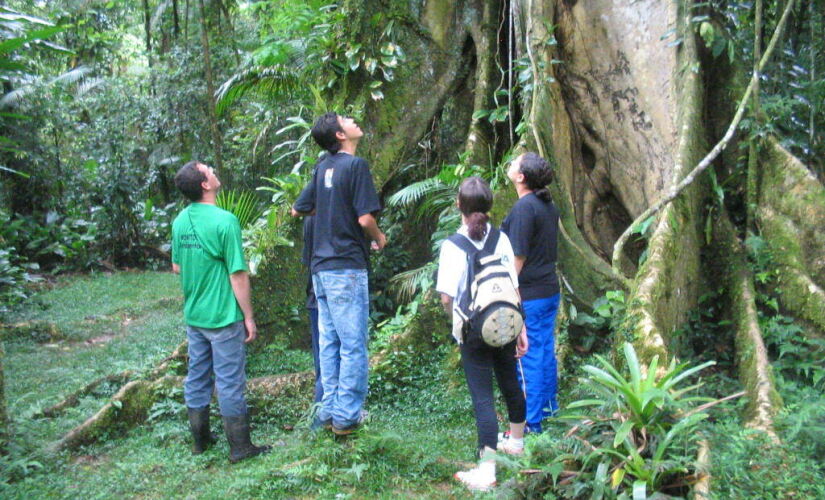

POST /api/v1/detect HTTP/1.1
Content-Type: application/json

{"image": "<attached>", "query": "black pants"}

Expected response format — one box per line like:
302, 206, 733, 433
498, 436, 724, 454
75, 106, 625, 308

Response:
460, 335, 526, 452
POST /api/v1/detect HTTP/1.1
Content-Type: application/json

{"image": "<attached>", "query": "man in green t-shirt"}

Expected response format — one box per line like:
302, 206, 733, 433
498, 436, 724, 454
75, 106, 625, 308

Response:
171, 161, 270, 463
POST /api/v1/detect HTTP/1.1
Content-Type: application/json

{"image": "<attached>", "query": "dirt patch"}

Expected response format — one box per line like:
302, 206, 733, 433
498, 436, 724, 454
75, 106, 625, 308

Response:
85, 333, 117, 345
70, 454, 107, 467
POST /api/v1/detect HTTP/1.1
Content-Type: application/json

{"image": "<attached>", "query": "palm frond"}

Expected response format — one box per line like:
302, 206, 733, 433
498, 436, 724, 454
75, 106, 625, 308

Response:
389, 262, 437, 303
48, 65, 92, 86
387, 178, 448, 208
0, 88, 30, 108
217, 189, 264, 230
215, 65, 306, 115
76, 77, 106, 97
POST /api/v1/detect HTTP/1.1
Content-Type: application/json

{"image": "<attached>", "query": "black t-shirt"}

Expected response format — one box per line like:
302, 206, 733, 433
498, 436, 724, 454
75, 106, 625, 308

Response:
294, 152, 382, 274
501, 192, 560, 301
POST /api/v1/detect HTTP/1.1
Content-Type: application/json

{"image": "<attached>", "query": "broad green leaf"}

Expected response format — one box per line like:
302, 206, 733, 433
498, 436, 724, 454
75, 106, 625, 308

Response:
624, 343, 642, 393
613, 420, 635, 448
632, 480, 647, 500
566, 399, 605, 409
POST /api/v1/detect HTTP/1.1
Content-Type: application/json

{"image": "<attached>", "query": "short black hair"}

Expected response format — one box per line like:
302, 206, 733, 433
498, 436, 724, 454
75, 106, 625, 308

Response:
311, 112, 343, 154
174, 161, 206, 202
518, 152, 554, 202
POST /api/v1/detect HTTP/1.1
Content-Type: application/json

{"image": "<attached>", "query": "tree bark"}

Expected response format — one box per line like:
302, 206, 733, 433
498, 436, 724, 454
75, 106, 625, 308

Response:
197, 0, 224, 172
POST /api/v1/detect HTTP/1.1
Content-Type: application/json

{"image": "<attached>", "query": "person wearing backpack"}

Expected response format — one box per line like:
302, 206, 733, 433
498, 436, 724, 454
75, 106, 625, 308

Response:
436, 176, 528, 491
501, 152, 560, 434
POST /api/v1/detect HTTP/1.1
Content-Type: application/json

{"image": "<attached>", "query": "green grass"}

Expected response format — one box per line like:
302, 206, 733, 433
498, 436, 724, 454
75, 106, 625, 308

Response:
9, 272, 820, 498
1, 271, 495, 498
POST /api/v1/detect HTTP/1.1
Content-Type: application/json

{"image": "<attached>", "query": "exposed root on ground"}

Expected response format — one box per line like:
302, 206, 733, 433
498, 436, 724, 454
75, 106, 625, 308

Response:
34, 371, 134, 419
146, 340, 188, 379
715, 215, 781, 438
49, 375, 183, 452
50, 370, 319, 452
0, 320, 62, 343
693, 440, 711, 499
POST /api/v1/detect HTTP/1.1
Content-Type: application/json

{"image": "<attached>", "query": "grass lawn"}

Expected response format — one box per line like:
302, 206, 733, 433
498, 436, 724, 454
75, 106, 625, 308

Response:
1, 271, 492, 498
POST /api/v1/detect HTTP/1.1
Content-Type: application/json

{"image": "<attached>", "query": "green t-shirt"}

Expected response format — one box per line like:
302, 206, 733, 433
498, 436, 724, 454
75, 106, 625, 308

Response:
171, 203, 246, 328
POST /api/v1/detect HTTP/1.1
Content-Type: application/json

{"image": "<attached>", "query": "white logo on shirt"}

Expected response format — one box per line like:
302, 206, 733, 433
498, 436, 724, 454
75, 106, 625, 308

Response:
324, 168, 334, 188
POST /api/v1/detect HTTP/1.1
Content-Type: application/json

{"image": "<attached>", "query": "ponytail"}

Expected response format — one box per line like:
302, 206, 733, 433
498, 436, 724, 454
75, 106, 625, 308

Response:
458, 176, 493, 242
466, 212, 489, 241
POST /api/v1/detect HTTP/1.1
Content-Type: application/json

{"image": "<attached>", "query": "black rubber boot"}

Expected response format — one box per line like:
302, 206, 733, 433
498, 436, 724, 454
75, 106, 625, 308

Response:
222, 414, 271, 463
188, 406, 217, 455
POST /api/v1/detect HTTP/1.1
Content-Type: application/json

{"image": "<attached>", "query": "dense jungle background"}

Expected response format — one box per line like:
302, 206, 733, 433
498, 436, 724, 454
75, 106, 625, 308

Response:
1, 0, 823, 498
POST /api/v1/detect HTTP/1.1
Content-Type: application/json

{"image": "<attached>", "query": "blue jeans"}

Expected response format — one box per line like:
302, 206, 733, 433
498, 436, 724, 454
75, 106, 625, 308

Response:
308, 306, 323, 403
184, 321, 248, 417
518, 294, 561, 432
312, 269, 369, 428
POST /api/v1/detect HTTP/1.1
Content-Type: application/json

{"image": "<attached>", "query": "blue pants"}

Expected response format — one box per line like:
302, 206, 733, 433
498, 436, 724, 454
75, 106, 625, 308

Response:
184, 321, 248, 417
312, 269, 370, 428
518, 294, 560, 432
308, 306, 323, 403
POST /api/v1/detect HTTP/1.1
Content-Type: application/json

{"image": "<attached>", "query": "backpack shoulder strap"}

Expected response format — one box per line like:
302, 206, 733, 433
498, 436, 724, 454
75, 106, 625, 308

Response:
482, 227, 500, 254
447, 233, 479, 256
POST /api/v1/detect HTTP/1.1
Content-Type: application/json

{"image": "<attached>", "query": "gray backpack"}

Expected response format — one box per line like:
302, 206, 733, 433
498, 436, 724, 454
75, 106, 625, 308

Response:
448, 228, 524, 347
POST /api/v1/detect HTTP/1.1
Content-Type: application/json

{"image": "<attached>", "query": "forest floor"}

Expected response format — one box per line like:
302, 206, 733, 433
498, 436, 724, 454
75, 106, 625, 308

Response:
2, 272, 824, 498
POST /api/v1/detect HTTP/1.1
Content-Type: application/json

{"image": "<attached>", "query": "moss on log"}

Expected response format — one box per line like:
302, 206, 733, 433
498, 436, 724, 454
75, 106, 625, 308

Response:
714, 215, 781, 435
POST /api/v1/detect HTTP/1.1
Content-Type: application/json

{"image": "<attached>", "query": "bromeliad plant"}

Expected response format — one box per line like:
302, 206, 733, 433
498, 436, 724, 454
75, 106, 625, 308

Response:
512, 343, 715, 499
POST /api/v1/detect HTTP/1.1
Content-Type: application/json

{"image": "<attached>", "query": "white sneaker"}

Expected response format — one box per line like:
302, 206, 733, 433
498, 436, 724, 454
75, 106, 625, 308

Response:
497, 431, 524, 455
454, 466, 496, 491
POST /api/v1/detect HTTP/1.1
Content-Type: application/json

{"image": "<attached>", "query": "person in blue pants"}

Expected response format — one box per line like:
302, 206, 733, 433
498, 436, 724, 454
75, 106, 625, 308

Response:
501, 152, 561, 433
302, 216, 323, 404
292, 112, 386, 435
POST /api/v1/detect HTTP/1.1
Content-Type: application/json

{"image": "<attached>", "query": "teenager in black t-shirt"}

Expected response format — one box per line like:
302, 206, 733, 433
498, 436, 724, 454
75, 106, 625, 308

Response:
501, 152, 561, 434
291, 112, 385, 435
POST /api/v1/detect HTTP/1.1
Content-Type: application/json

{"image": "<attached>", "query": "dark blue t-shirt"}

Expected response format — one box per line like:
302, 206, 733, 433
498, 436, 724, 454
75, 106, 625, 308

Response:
501, 192, 560, 301
294, 152, 382, 273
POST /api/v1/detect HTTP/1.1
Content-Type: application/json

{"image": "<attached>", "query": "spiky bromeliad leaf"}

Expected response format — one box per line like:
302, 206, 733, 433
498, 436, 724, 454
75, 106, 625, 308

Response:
216, 189, 264, 230
215, 65, 305, 115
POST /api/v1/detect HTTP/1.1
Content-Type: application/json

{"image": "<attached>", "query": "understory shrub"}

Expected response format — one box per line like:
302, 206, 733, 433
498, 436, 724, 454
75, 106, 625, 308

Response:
503, 343, 715, 499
